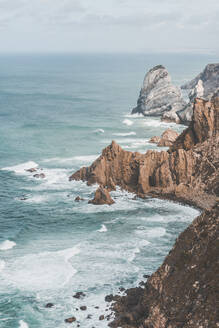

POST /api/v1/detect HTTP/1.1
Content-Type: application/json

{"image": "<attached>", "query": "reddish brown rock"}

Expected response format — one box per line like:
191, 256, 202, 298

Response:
65, 317, 76, 323
70, 96, 218, 210
74, 196, 84, 202
149, 129, 179, 147
88, 186, 115, 205
157, 128, 179, 146
149, 135, 161, 144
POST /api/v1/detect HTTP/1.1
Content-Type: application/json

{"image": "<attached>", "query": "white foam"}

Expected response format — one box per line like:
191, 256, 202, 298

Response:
98, 224, 107, 233
113, 132, 136, 136
94, 128, 105, 134
123, 119, 133, 126
2, 246, 80, 291
25, 195, 49, 204
0, 240, 16, 251
19, 320, 29, 328
0, 260, 5, 272
124, 113, 144, 118
1, 161, 38, 174
136, 227, 166, 238
43, 155, 98, 164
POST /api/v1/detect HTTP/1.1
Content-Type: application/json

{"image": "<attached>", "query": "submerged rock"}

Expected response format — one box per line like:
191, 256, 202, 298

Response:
65, 317, 76, 323
73, 292, 85, 299
88, 186, 115, 205
33, 173, 45, 179
132, 65, 185, 121
45, 303, 54, 308
26, 168, 37, 173
74, 196, 84, 202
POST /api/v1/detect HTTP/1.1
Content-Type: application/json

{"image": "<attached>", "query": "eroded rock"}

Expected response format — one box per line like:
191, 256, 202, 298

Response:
132, 65, 185, 121
88, 186, 115, 205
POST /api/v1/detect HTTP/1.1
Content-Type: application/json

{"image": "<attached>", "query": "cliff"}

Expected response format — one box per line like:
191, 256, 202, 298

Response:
178, 63, 219, 124
109, 204, 219, 328
70, 94, 218, 210
131, 65, 185, 122
69, 93, 219, 327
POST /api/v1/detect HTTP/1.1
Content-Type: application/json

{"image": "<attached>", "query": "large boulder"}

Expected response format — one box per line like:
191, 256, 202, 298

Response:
149, 129, 179, 147
88, 186, 115, 205
132, 65, 185, 122
178, 63, 219, 124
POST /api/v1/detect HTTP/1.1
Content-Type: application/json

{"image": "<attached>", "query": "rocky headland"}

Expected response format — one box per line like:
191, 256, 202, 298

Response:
178, 63, 219, 124
69, 91, 219, 327
131, 65, 185, 123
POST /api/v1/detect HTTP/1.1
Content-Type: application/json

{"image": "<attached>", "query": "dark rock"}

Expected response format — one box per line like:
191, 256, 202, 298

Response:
73, 292, 85, 299
65, 317, 76, 323
33, 173, 45, 179
99, 315, 104, 320
86, 314, 92, 319
143, 274, 150, 279
80, 306, 87, 311
26, 168, 37, 173
45, 303, 54, 308
94, 306, 99, 309
119, 287, 125, 292
74, 196, 84, 202
105, 294, 114, 302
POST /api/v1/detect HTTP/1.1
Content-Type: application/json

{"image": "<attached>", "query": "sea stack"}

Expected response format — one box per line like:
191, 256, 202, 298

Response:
132, 65, 185, 122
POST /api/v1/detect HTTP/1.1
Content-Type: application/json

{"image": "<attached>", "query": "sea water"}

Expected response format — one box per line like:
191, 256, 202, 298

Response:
0, 53, 216, 327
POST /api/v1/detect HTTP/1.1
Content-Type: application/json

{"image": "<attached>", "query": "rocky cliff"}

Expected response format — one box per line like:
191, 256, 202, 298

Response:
109, 203, 219, 328
132, 65, 185, 122
70, 93, 218, 327
178, 63, 219, 124
70, 93, 218, 210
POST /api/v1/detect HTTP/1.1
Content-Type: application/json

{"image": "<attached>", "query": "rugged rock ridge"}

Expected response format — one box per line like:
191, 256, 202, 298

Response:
70, 94, 218, 209
132, 65, 185, 122
70, 94, 219, 327
109, 204, 219, 328
178, 63, 219, 124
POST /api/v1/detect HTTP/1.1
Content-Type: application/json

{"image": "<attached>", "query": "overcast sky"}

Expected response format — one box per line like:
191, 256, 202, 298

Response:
0, 0, 218, 54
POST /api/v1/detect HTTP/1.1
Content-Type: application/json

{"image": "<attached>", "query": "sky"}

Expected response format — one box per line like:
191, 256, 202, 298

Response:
0, 0, 219, 54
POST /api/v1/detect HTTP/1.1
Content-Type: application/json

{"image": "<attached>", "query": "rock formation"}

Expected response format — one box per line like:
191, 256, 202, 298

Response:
70, 93, 218, 209
131, 65, 185, 122
109, 204, 219, 328
88, 186, 115, 205
149, 128, 179, 147
70, 93, 219, 327
178, 63, 219, 124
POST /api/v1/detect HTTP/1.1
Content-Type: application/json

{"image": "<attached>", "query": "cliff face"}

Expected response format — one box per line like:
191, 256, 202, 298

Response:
70, 94, 219, 210
70, 94, 219, 327
132, 65, 185, 122
178, 63, 219, 124
109, 204, 219, 328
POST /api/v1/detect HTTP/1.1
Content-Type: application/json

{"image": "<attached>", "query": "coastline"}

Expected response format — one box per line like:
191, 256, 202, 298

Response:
69, 94, 219, 327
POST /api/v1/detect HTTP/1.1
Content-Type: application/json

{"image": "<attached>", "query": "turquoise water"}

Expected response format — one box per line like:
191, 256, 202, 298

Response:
0, 53, 215, 328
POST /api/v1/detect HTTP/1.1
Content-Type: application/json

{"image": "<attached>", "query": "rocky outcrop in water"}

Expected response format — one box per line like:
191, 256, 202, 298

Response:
178, 63, 219, 124
88, 186, 115, 205
132, 65, 185, 122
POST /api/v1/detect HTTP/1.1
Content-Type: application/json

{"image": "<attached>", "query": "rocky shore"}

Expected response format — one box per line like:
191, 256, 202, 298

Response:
69, 91, 219, 327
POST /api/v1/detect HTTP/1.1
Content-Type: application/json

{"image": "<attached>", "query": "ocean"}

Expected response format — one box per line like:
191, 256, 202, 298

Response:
0, 53, 216, 328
